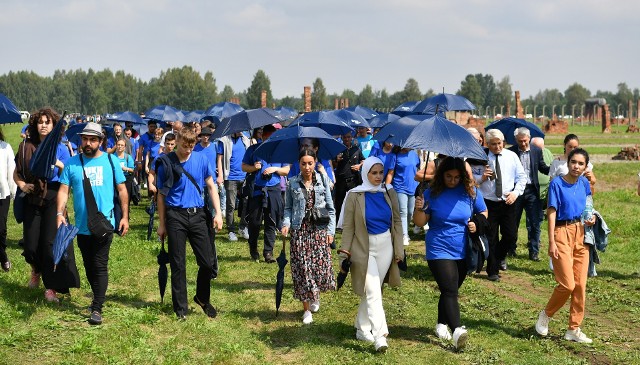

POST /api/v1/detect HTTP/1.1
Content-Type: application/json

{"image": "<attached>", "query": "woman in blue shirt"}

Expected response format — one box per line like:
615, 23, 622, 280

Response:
112, 138, 135, 209
414, 157, 487, 350
385, 148, 419, 246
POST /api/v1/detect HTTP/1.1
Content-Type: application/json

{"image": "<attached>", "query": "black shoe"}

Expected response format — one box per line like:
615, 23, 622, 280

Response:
264, 252, 275, 263
499, 260, 508, 271
487, 274, 501, 282
88, 311, 102, 325
194, 295, 217, 318
250, 252, 260, 262
529, 252, 540, 262
330, 242, 336, 249
176, 314, 187, 321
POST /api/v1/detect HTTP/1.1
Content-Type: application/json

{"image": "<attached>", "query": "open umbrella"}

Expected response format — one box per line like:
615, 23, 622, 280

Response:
336, 249, 352, 290
369, 113, 401, 129
274, 106, 298, 125
0, 93, 22, 124
144, 105, 185, 122
107, 111, 145, 125
182, 110, 204, 124
275, 236, 288, 316
332, 109, 370, 129
373, 114, 488, 162
345, 105, 379, 120
202, 102, 245, 124
29, 112, 67, 180
293, 111, 354, 136
412, 93, 476, 115
157, 237, 169, 303
485, 117, 545, 145
210, 108, 282, 140
53, 222, 79, 272
146, 200, 156, 240
254, 125, 346, 164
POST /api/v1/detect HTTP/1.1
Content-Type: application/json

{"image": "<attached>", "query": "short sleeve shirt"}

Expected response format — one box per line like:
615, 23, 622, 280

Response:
156, 152, 213, 208
547, 175, 591, 221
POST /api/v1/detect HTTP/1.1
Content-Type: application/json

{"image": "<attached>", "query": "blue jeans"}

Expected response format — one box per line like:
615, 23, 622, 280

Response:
396, 192, 415, 237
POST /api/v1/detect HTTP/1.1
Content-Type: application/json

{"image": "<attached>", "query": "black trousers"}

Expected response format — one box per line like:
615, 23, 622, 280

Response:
485, 199, 519, 276
246, 187, 283, 258
77, 233, 112, 312
427, 259, 467, 330
166, 208, 216, 316
0, 197, 10, 263
333, 178, 356, 222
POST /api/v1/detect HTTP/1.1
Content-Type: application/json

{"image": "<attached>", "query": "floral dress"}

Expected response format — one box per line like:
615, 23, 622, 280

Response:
290, 188, 336, 302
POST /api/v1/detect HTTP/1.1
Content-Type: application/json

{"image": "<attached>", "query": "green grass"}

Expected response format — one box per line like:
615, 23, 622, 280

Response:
0, 123, 639, 364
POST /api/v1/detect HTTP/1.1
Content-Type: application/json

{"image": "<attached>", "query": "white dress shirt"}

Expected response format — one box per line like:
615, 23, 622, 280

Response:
0, 141, 16, 200
474, 148, 526, 201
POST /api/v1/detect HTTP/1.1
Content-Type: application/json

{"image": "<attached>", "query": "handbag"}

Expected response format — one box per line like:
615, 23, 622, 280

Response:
80, 154, 114, 238
312, 206, 331, 225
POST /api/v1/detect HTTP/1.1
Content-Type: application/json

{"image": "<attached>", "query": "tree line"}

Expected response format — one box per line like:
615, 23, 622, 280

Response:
0, 66, 637, 117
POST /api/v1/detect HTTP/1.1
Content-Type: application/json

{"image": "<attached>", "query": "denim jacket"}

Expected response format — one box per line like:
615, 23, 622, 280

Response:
283, 171, 336, 235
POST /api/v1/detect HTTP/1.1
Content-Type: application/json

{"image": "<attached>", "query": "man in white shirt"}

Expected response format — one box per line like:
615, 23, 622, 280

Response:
474, 129, 526, 282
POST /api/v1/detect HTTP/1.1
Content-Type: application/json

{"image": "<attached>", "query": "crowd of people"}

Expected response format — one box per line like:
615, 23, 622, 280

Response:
0, 107, 606, 352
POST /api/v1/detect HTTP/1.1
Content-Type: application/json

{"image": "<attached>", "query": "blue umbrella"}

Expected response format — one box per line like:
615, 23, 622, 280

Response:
332, 109, 370, 129
202, 102, 245, 124
412, 93, 476, 115
144, 105, 185, 122
29, 113, 66, 179
146, 200, 156, 240
254, 125, 346, 164
392, 101, 419, 117
210, 108, 282, 140
369, 113, 401, 129
182, 110, 204, 123
107, 111, 145, 125
53, 223, 79, 272
274, 106, 298, 124
345, 105, 379, 120
373, 114, 488, 162
66, 123, 114, 141
293, 111, 354, 136
0, 93, 22, 124
485, 117, 545, 145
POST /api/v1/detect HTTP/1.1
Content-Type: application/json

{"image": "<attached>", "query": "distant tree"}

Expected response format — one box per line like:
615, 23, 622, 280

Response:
277, 96, 303, 111
615, 82, 634, 115
218, 85, 236, 103
495, 76, 513, 112
373, 89, 391, 110
340, 89, 357, 107
246, 70, 272, 108
475, 74, 496, 108
458, 74, 483, 108
311, 78, 328, 110
402, 78, 422, 102
423, 88, 435, 99
357, 84, 375, 107
564, 83, 591, 113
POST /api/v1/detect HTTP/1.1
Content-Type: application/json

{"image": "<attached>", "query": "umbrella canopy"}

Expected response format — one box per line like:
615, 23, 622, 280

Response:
412, 93, 476, 115
146, 200, 156, 240
210, 108, 282, 140
485, 117, 545, 145
29, 112, 66, 180
53, 223, 79, 272
275, 241, 288, 316
293, 111, 355, 136
332, 109, 370, 129
345, 105, 379, 120
369, 113, 401, 129
157, 238, 169, 303
393, 100, 419, 113
182, 110, 204, 124
144, 105, 185, 122
107, 111, 145, 125
202, 102, 245, 124
65, 123, 114, 143
254, 125, 346, 164
0, 93, 22, 124
336, 249, 352, 290
274, 106, 298, 125
373, 114, 488, 162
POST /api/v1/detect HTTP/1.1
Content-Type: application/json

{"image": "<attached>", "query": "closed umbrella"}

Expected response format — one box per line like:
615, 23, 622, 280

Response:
53, 223, 79, 272
275, 236, 288, 316
0, 93, 22, 124
485, 117, 545, 145
29, 112, 66, 180
336, 249, 351, 290
210, 108, 282, 140
253, 125, 346, 164
157, 237, 169, 303
146, 200, 156, 240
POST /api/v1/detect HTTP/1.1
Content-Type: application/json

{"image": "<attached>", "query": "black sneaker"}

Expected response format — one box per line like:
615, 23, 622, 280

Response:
263, 252, 275, 264
194, 295, 217, 318
88, 311, 102, 325
487, 274, 501, 282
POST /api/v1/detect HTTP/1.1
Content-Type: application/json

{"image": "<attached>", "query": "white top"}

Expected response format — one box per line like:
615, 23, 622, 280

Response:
549, 157, 594, 180
0, 141, 16, 200
474, 148, 527, 201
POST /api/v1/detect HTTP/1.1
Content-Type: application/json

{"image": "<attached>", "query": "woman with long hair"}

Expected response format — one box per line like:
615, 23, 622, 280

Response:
549, 134, 596, 191
111, 138, 135, 209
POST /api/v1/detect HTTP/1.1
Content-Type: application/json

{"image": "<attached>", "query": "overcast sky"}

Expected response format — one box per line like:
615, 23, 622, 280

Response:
2, 0, 638, 99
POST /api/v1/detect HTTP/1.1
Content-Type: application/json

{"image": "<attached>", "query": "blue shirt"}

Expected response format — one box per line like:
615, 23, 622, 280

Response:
139, 132, 154, 156
424, 186, 487, 260
194, 142, 218, 181
50, 143, 71, 183
365, 192, 391, 234
227, 137, 247, 181
390, 150, 419, 195
157, 152, 214, 208
357, 134, 375, 158
114, 153, 135, 176
60, 153, 126, 235
242, 144, 283, 195
547, 175, 591, 221
372, 148, 395, 180
147, 140, 161, 161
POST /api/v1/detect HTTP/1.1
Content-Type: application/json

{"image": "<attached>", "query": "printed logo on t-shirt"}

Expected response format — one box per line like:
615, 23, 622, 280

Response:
84, 166, 104, 187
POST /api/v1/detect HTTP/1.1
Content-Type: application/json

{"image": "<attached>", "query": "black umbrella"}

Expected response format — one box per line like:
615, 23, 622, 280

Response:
29, 111, 66, 180
157, 237, 169, 303
336, 249, 352, 290
275, 236, 288, 316
146, 200, 156, 240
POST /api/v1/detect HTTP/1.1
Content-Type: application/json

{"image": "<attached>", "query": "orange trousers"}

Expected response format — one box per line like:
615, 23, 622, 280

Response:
544, 222, 588, 330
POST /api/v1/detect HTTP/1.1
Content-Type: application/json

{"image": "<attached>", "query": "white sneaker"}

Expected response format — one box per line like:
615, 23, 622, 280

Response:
355, 329, 375, 343
228, 232, 238, 242
564, 328, 592, 344
452, 326, 468, 350
435, 323, 452, 340
413, 225, 422, 235
302, 310, 313, 324
310, 300, 320, 313
535, 310, 550, 336
374, 336, 388, 352
240, 227, 249, 240
403, 235, 410, 246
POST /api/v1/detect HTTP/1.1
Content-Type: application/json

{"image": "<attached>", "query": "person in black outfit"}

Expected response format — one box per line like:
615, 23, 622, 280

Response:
332, 132, 364, 221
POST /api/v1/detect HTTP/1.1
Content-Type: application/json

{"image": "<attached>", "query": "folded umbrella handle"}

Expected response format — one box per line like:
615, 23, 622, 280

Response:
337, 249, 351, 258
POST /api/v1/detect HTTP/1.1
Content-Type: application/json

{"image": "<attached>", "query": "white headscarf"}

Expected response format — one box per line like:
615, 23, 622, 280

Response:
337, 156, 393, 228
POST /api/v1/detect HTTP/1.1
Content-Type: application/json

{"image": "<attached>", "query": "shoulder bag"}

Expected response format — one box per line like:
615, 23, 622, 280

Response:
79, 154, 114, 238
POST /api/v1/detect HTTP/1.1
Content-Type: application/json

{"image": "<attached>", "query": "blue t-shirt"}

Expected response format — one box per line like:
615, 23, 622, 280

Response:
114, 153, 135, 176
60, 153, 126, 235
547, 175, 591, 221
288, 159, 334, 182
357, 135, 375, 158
106, 137, 116, 150
390, 150, 419, 195
242, 144, 283, 196
228, 137, 247, 181
372, 148, 396, 180
156, 152, 214, 208
424, 186, 487, 260
139, 132, 154, 156
365, 192, 392, 234
147, 140, 161, 161
50, 142, 71, 183
194, 142, 218, 181
129, 137, 139, 157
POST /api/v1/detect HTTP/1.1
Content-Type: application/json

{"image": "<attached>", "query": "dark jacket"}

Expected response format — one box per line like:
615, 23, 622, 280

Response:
466, 212, 490, 274
508, 144, 550, 198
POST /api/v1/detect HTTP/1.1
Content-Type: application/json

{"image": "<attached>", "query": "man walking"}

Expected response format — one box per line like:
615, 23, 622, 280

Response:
217, 132, 250, 241
56, 122, 129, 325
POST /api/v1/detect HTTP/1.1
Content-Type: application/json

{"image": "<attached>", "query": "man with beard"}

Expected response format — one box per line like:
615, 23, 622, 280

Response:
56, 122, 129, 325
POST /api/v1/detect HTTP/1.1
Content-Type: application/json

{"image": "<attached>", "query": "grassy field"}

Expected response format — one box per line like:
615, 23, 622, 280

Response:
0, 123, 638, 364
